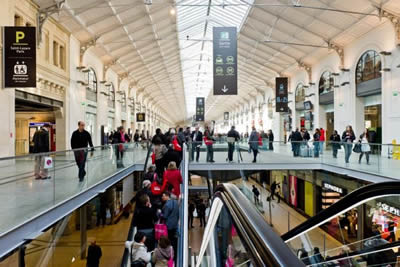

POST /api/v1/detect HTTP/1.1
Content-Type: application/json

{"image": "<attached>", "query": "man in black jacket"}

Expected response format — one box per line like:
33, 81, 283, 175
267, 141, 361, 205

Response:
71, 121, 94, 181
227, 126, 240, 162
292, 128, 302, 157
33, 124, 50, 179
151, 128, 166, 145
190, 126, 203, 162
87, 239, 102, 267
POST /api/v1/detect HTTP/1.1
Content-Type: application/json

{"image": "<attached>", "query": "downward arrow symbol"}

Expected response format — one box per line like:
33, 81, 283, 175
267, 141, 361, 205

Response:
221, 85, 229, 93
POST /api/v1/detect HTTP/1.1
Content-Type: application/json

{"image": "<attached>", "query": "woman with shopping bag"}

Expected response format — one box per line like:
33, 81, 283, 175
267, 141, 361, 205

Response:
359, 128, 371, 164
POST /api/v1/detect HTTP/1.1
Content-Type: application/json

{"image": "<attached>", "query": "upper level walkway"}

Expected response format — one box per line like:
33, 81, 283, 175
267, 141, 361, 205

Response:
187, 141, 400, 183
0, 144, 148, 258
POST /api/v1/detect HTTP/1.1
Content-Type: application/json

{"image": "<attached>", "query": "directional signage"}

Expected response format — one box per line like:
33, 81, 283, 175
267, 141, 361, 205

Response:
196, 97, 205, 122
136, 113, 145, 122
276, 77, 289, 112
213, 27, 237, 95
3, 27, 36, 88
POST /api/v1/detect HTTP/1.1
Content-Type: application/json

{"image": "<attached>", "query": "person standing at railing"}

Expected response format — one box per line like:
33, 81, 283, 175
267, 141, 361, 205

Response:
268, 130, 274, 151
342, 125, 355, 164
33, 124, 51, 180
112, 126, 131, 168
227, 126, 240, 163
71, 121, 94, 182
292, 128, 302, 157
319, 128, 325, 155
134, 129, 140, 147
190, 126, 203, 162
330, 130, 341, 158
249, 126, 260, 163
313, 129, 321, 158
204, 124, 215, 163
359, 128, 371, 165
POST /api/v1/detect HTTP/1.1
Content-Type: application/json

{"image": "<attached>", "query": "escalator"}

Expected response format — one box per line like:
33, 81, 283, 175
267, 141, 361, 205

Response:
194, 183, 303, 266
280, 181, 400, 266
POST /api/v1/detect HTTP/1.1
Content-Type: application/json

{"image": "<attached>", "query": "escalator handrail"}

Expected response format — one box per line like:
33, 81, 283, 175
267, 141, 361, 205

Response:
281, 181, 400, 242
216, 183, 304, 267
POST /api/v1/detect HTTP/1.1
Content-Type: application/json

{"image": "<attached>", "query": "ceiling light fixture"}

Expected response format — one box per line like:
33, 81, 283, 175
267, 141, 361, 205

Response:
170, 7, 176, 16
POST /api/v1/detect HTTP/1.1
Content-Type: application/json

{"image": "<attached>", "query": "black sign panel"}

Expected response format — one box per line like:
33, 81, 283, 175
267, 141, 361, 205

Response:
196, 97, 205, 122
213, 27, 237, 95
276, 77, 289, 112
3, 27, 36, 88
136, 113, 145, 122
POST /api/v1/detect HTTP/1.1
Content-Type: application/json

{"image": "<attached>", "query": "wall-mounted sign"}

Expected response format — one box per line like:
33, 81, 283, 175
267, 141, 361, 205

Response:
323, 182, 346, 195
213, 27, 237, 95
304, 101, 313, 110
196, 97, 205, 122
3, 27, 36, 88
276, 77, 288, 112
377, 202, 400, 216
136, 113, 145, 122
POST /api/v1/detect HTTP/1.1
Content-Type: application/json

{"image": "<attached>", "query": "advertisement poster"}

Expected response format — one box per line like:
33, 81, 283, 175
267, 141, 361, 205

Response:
305, 181, 314, 216
195, 97, 205, 122
275, 77, 288, 112
289, 175, 298, 207
136, 113, 145, 122
3, 27, 36, 88
213, 27, 237, 95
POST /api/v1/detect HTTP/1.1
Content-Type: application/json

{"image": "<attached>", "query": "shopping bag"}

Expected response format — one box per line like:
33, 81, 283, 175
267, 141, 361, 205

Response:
225, 245, 234, 267
43, 156, 53, 169
353, 143, 361, 153
193, 208, 198, 218
168, 247, 174, 267
151, 152, 156, 164
155, 221, 168, 240
231, 225, 237, 236
172, 136, 182, 152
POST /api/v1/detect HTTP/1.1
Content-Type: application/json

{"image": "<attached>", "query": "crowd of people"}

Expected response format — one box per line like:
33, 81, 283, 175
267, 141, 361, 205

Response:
289, 126, 376, 165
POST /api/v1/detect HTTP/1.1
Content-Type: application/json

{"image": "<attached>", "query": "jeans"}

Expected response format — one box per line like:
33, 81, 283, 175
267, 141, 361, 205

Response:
206, 145, 214, 162
115, 147, 124, 167
254, 195, 259, 205
74, 151, 88, 180
252, 148, 258, 162
320, 141, 324, 154
332, 147, 338, 158
344, 143, 352, 163
313, 142, 320, 157
293, 143, 300, 157
191, 143, 200, 162
228, 143, 235, 161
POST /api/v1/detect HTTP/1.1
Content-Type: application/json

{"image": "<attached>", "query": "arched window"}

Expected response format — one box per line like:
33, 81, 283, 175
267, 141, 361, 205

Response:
108, 83, 115, 108
86, 68, 97, 102
356, 50, 381, 85
268, 97, 273, 119
319, 71, 334, 95
121, 91, 126, 112
295, 83, 305, 103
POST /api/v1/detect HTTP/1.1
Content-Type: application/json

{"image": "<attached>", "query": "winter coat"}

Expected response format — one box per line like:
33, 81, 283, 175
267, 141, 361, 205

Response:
152, 246, 174, 267
249, 130, 259, 151
32, 129, 50, 153
164, 169, 183, 197
131, 242, 151, 263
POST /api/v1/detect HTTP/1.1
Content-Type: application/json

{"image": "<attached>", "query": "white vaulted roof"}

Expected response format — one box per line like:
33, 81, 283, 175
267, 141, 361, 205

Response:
34, 0, 400, 123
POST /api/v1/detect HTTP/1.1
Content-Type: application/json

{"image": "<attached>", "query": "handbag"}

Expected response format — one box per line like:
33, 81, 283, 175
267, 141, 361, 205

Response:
168, 246, 175, 267
155, 220, 168, 240
353, 143, 362, 153
151, 152, 156, 164
258, 135, 263, 146
172, 136, 182, 151
193, 208, 198, 218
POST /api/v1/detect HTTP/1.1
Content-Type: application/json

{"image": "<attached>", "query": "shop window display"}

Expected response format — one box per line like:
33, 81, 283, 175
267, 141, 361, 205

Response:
319, 71, 335, 95
295, 83, 305, 103
356, 50, 382, 85
86, 68, 98, 102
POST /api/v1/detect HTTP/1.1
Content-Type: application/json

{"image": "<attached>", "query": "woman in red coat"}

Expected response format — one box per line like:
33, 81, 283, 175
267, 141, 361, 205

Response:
151, 174, 167, 209
163, 161, 183, 198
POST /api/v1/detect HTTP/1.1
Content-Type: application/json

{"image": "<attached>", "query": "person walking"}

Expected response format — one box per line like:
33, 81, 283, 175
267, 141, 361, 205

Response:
190, 126, 203, 162
330, 130, 341, 158
268, 130, 274, 151
112, 126, 131, 168
188, 200, 195, 228
152, 236, 174, 267
71, 121, 94, 182
313, 128, 321, 158
319, 128, 325, 154
161, 192, 179, 261
342, 125, 355, 164
227, 126, 240, 163
133, 129, 140, 147
86, 239, 102, 267
276, 183, 281, 203
359, 128, 371, 164
292, 128, 302, 157
252, 185, 260, 205
196, 199, 207, 227
33, 124, 51, 180
270, 181, 277, 200
249, 126, 260, 163
204, 124, 215, 163
163, 161, 183, 199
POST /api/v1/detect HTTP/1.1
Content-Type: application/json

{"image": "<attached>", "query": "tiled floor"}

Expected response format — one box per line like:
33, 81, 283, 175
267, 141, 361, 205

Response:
0, 147, 147, 236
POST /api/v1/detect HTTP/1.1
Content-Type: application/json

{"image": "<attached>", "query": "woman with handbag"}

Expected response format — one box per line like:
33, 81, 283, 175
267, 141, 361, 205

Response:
329, 130, 341, 158
112, 126, 131, 168
342, 125, 355, 164
204, 124, 215, 163
359, 128, 371, 164
152, 236, 174, 267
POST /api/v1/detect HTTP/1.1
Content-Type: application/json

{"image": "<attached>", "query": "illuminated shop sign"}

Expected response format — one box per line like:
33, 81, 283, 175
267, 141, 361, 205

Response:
377, 202, 400, 216
323, 182, 344, 194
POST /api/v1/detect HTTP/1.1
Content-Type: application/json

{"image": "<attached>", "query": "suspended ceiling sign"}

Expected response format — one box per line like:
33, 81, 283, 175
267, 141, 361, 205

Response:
196, 97, 205, 122
136, 113, 145, 122
3, 27, 36, 88
213, 27, 237, 95
275, 77, 289, 113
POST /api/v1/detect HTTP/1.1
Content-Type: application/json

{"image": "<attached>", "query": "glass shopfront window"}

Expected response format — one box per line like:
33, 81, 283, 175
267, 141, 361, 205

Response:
86, 68, 97, 102
108, 83, 115, 108
295, 83, 305, 110
319, 71, 334, 95
356, 50, 381, 85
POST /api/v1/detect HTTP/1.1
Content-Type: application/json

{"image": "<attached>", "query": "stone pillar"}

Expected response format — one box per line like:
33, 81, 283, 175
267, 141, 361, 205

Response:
80, 205, 87, 260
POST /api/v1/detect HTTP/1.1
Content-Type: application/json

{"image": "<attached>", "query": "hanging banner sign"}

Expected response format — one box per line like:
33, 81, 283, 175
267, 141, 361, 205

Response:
3, 27, 36, 88
213, 27, 237, 95
136, 113, 145, 122
195, 97, 205, 122
276, 77, 289, 112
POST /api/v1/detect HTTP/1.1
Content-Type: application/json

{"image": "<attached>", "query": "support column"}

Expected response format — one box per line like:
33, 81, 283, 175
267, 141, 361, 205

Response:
80, 205, 87, 260
357, 204, 365, 250
18, 245, 25, 267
